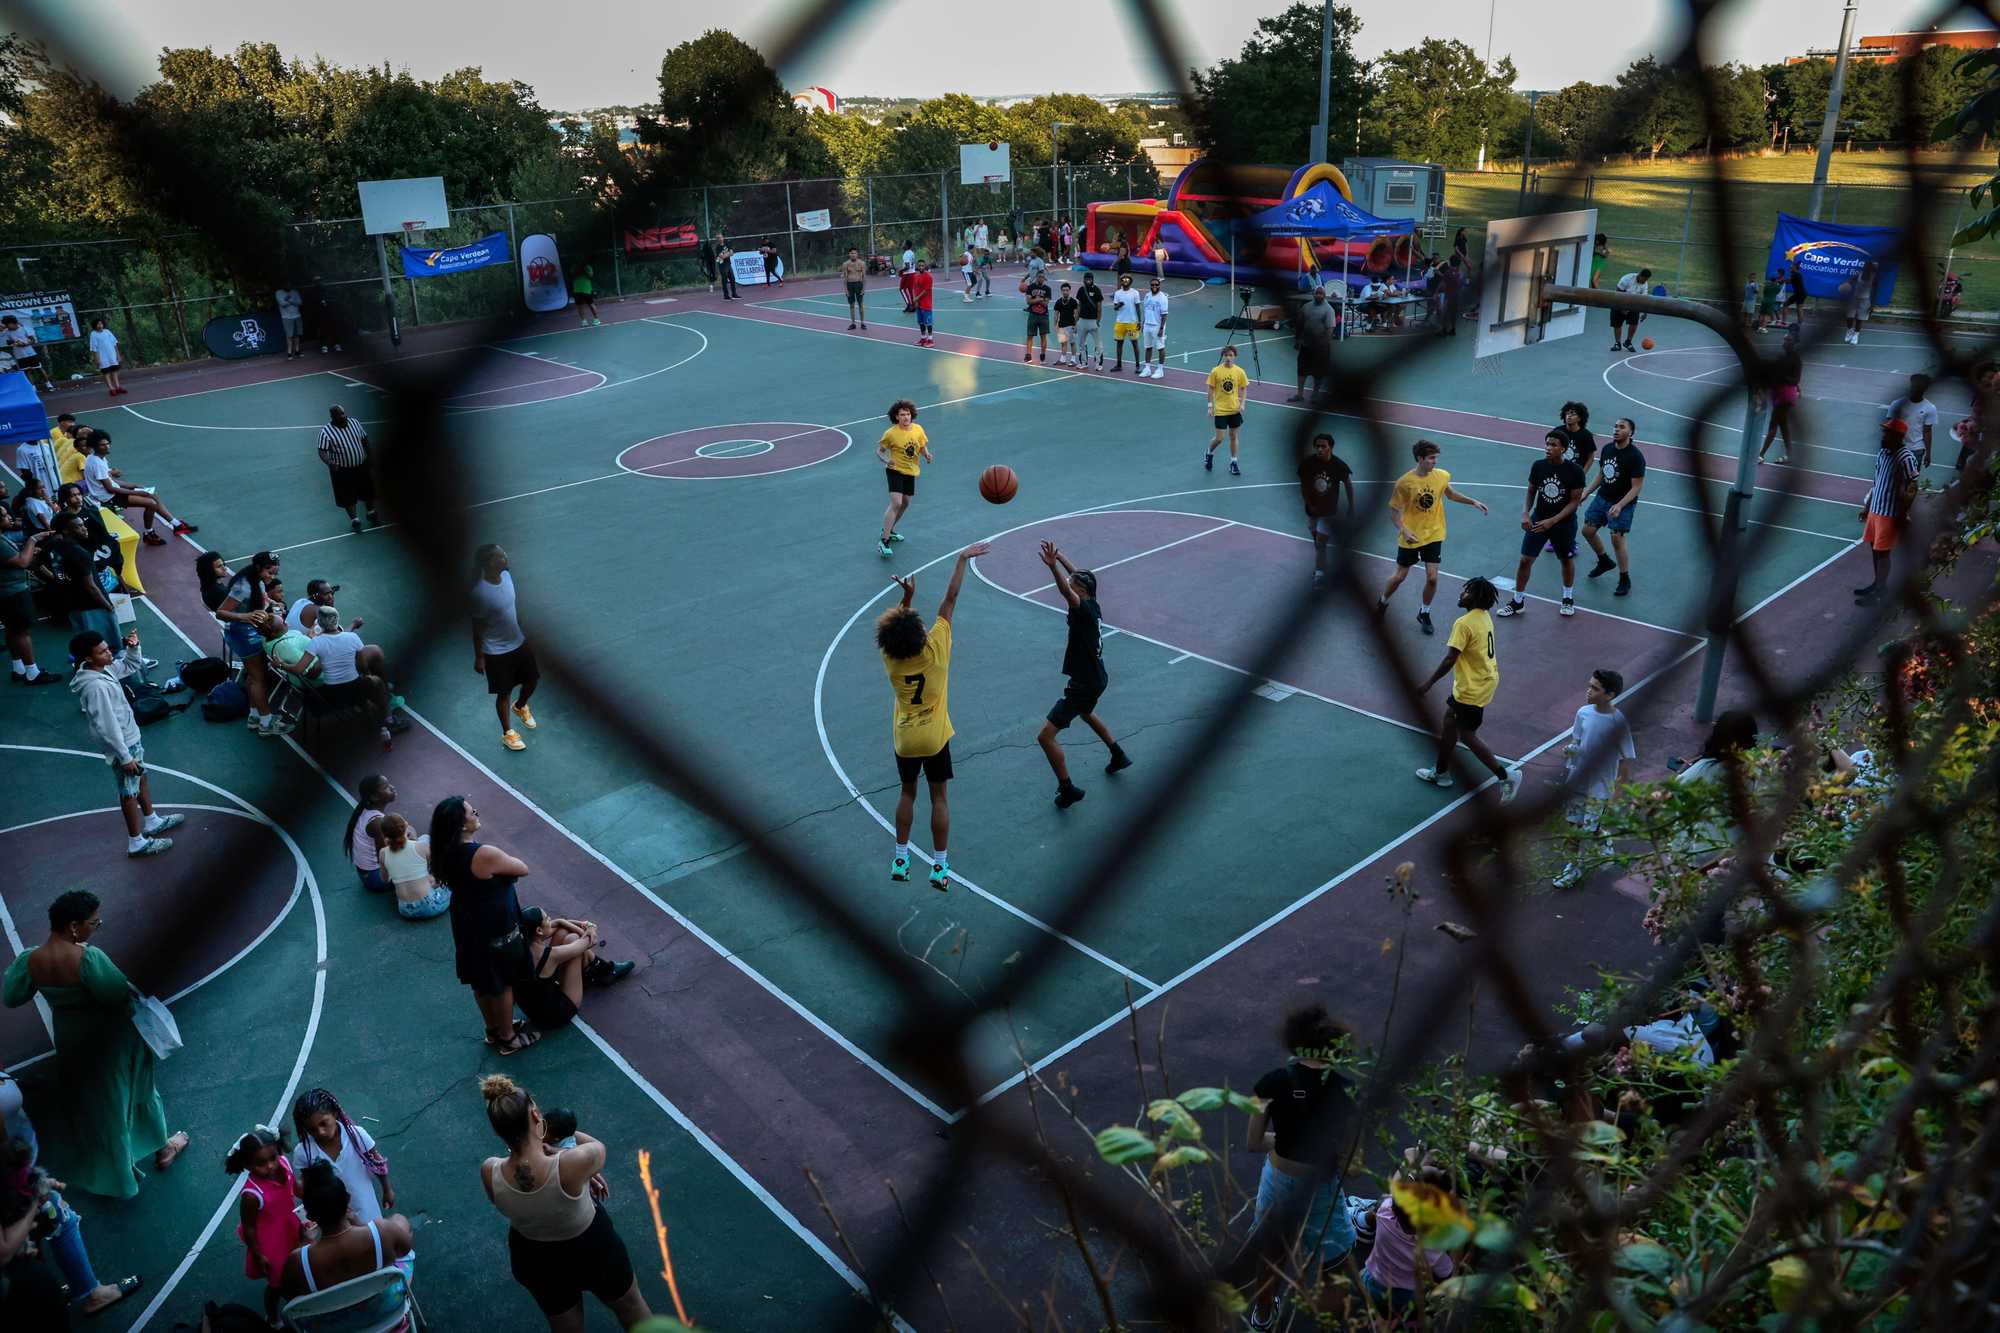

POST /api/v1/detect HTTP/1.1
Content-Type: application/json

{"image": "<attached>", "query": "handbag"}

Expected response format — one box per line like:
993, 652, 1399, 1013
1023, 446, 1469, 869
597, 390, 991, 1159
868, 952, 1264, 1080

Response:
129, 988, 184, 1060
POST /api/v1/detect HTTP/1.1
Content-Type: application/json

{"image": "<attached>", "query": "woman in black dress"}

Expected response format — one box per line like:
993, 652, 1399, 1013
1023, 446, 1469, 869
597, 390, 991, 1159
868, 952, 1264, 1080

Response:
431, 796, 539, 1056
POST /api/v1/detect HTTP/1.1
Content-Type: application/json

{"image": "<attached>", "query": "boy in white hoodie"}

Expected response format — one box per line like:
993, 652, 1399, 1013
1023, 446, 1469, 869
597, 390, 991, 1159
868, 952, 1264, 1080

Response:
69, 629, 183, 856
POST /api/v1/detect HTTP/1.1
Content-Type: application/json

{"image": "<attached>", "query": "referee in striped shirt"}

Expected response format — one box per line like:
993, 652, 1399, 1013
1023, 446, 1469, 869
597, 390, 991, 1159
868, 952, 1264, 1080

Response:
318, 404, 380, 533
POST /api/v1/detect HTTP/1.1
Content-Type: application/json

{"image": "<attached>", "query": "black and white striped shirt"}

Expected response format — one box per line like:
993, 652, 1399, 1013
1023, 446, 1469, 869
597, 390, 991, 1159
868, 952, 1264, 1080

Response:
1867, 444, 1920, 518
317, 420, 369, 468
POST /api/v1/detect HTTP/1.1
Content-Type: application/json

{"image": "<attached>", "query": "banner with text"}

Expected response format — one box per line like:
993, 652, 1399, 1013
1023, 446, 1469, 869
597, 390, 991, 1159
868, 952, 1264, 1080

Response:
401, 232, 511, 279
624, 224, 699, 254
1766, 213, 1900, 304
795, 209, 832, 233
1, 290, 80, 343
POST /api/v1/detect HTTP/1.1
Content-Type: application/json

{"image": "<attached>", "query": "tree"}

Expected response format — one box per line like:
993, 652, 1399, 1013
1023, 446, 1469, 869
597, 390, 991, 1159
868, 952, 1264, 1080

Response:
645, 29, 831, 185
1534, 81, 1615, 161
1363, 38, 1517, 165
1190, 2, 1370, 165
1610, 56, 1704, 160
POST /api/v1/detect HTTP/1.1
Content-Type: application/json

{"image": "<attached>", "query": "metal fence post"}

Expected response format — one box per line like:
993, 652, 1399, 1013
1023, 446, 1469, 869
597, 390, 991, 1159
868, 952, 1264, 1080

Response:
612, 216, 623, 297
702, 187, 712, 243
1944, 193, 1965, 307
866, 177, 875, 255
1126, 161, 1132, 199
1830, 183, 1841, 223
784, 180, 797, 277
940, 169, 949, 264
1677, 185, 1694, 297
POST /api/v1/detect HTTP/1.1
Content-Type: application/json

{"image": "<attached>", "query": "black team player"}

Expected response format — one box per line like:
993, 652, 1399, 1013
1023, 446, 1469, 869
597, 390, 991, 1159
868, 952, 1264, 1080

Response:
1582, 416, 1646, 596
1053, 282, 1080, 367
1022, 270, 1053, 363
1035, 541, 1130, 808
1075, 272, 1105, 370
1496, 431, 1587, 618
1298, 432, 1355, 590
1556, 400, 1596, 472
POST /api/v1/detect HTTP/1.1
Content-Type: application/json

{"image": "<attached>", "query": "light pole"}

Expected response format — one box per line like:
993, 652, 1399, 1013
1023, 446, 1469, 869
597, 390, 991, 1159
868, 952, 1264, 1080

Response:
1051, 121, 1069, 227
1475, 0, 1498, 170
1516, 90, 1543, 213
1310, 0, 1334, 164
1807, 0, 1860, 220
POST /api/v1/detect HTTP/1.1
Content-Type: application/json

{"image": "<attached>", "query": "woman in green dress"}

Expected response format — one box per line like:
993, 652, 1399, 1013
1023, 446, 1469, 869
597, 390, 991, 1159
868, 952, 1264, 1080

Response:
2, 890, 189, 1199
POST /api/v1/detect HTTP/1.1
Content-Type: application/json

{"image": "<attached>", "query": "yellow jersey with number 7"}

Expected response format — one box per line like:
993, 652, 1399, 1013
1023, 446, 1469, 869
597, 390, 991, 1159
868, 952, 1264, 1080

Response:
882, 619, 954, 757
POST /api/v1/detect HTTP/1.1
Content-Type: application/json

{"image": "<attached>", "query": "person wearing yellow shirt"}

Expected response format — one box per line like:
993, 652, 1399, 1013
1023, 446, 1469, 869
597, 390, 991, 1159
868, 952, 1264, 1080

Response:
1415, 576, 1517, 800
1203, 345, 1251, 476
1375, 439, 1488, 636
877, 541, 990, 890
876, 398, 934, 558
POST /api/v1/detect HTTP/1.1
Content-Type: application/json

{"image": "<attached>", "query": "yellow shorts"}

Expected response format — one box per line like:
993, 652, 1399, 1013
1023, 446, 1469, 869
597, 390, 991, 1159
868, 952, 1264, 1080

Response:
1113, 321, 1138, 341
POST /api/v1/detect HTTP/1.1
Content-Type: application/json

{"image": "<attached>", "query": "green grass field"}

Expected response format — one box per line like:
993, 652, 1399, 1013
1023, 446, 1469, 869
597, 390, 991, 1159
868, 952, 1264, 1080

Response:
1443, 149, 1996, 309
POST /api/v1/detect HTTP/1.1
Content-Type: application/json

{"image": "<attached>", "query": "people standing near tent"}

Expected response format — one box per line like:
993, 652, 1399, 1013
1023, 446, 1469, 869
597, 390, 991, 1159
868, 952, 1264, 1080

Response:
1784, 259, 1807, 331
1290, 286, 1336, 402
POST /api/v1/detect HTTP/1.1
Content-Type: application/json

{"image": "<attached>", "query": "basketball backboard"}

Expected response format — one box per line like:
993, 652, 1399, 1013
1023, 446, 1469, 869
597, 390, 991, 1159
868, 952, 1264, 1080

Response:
1474, 209, 1598, 359
357, 177, 450, 237
959, 142, 1011, 187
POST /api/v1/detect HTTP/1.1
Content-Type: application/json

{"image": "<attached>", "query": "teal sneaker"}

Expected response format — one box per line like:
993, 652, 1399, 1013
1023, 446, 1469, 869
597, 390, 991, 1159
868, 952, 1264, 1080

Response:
890, 855, 910, 882
878, 540, 894, 557
887, 531, 907, 543
928, 861, 950, 892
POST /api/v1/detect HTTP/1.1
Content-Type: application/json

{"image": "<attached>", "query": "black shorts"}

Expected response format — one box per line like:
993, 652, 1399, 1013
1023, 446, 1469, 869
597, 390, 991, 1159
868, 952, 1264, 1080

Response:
1213, 412, 1243, 430
1395, 541, 1443, 567
507, 1205, 635, 1316
1610, 307, 1633, 326
885, 469, 915, 496
1047, 680, 1105, 729
895, 742, 953, 785
314, 678, 377, 710
1520, 517, 1578, 559
575, 289, 598, 304
846, 281, 865, 301
97, 363, 120, 375
484, 642, 541, 697
1445, 696, 1486, 732
0, 589, 35, 633
1297, 344, 1328, 376
327, 463, 376, 510
11, 355, 39, 370
1026, 313, 1050, 335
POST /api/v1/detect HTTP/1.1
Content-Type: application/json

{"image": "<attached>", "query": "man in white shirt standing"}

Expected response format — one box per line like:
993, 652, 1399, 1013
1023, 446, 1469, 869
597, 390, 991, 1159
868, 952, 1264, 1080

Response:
274, 284, 305, 358
1140, 277, 1171, 379
87, 317, 127, 396
1108, 274, 1143, 374
1883, 372, 1939, 467
899, 242, 918, 312
1611, 267, 1652, 352
0, 315, 52, 393
470, 544, 540, 752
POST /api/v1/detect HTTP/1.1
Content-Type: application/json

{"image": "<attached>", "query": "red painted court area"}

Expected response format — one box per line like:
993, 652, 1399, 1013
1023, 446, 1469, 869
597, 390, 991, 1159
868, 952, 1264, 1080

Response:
976, 510, 1698, 760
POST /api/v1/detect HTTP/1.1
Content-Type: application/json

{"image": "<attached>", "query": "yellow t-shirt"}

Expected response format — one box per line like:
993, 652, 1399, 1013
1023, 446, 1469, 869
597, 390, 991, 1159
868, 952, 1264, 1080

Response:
1447, 607, 1498, 707
1207, 364, 1248, 415
881, 423, 928, 477
1390, 466, 1451, 548
883, 618, 953, 757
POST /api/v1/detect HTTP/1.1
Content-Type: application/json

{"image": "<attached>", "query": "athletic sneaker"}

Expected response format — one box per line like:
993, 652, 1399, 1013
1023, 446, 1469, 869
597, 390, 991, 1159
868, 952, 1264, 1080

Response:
1229, 460, 1241, 476
928, 861, 950, 892
1615, 574, 1632, 597
886, 532, 906, 543
1553, 862, 1582, 890
351, 517, 363, 534
501, 729, 526, 751
171, 520, 198, 534
1414, 766, 1455, 787
878, 540, 894, 557
1588, 554, 1617, 578
1623, 341, 1636, 351
1559, 597, 1576, 617
890, 855, 911, 882
860, 323, 867, 330
849, 322, 857, 330
144, 813, 186, 834
1417, 609, 1434, 635
512, 702, 537, 730
128, 837, 173, 857
1496, 600, 1525, 617
1055, 781, 1085, 808
1312, 570, 1327, 590
1203, 450, 1213, 471
1105, 746, 1133, 773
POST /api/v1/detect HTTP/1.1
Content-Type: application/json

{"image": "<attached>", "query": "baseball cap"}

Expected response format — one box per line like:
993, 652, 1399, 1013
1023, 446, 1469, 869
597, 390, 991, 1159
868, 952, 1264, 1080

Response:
1884, 418, 1909, 436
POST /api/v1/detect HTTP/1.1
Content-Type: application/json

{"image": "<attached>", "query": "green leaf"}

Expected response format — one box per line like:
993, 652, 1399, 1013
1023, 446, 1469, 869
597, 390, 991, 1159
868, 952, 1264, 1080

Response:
1093, 1125, 1158, 1165
1173, 1086, 1228, 1112
1473, 1218, 1515, 1251
1152, 1145, 1213, 1174
1579, 1119, 1625, 1147
1208, 1281, 1247, 1316
1432, 1274, 1519, 1308
1617, 1239, 1676, 1279
1391, 1177, 1473, 1249
1768, 1255, 1809, 1313
1146, 1098, 1204, 1142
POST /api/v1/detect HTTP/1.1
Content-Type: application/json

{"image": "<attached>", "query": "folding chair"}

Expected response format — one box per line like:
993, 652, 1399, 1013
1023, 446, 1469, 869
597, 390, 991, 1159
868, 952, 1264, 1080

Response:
279, 1262, 426, 1333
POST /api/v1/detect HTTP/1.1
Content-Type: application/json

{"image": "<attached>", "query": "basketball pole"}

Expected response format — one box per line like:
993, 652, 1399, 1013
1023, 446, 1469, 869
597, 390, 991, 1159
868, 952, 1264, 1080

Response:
1539, 284, 1766, 724
375, 234, 400, 346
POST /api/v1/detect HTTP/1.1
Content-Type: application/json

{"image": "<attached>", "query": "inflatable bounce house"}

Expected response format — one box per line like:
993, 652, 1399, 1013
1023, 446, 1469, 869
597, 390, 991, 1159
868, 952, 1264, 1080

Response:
1080, 161, 1423, 293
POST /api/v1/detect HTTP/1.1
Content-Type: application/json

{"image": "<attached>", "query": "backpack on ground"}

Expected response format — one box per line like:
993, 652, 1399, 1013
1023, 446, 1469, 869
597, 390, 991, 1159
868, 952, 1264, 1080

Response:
201, 678, 249, 722
178, 655, 230, 694
122, 678, 189, 726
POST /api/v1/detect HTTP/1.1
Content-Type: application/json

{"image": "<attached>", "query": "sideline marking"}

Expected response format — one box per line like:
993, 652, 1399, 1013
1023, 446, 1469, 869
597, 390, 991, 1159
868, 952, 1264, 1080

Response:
0, 746, 330, 1333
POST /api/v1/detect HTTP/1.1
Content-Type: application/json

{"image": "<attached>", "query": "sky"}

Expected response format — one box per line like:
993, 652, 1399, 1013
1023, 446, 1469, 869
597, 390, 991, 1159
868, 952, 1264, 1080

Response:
14, 0, 1996, 108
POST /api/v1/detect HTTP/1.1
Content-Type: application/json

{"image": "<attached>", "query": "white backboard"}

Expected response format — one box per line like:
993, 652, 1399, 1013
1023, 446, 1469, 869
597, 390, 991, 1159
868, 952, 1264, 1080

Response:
357, 177, 451, 236
959, 142, 1011, 186
1474, 208, 1598, 359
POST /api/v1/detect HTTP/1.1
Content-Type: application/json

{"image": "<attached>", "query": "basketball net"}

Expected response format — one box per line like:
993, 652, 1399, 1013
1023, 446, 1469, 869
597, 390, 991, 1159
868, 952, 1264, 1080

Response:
402, 221, 427, 247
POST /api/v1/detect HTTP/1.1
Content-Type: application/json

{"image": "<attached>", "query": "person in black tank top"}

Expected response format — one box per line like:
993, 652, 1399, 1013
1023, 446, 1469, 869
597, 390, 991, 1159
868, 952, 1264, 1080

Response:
431, 796, 538, 1055
1033, 542, 1131, 809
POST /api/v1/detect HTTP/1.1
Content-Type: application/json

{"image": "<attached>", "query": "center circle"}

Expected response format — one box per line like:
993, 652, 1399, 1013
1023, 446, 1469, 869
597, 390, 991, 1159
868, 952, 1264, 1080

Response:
694, 438, 777, 459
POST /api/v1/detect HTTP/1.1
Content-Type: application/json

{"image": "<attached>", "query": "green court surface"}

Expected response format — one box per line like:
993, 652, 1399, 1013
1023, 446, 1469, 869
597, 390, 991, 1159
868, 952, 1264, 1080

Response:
1, 269, 1893, 1328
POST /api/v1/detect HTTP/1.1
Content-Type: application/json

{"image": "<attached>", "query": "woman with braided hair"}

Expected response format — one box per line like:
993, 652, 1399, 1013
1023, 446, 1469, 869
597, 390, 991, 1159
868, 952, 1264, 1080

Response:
290, 1087, 395, 1225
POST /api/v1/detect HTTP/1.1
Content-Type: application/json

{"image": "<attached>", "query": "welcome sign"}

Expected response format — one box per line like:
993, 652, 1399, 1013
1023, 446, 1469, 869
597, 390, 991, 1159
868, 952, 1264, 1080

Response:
1766, 213, 1900, 304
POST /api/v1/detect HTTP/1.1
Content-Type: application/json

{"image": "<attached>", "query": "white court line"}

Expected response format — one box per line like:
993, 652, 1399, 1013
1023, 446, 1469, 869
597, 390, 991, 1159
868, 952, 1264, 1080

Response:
1168, 651, 1193, 664
615, 422, 855, 482
0, 745, 331, 1333
1609, 360, 1884, 449
1020, 520, 1236, 595
0, 886, 54, 1044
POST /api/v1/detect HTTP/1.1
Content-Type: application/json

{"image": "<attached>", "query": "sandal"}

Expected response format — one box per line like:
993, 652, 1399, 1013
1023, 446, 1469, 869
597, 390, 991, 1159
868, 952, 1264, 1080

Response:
154, 1131, 189, 1170
83, 1275, 144, 1316
494, 1028, 540, 1057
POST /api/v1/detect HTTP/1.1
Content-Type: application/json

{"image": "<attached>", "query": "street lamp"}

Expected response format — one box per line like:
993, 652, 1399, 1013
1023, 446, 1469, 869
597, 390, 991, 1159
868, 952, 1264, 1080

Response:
1051, 121, 1070, 228
1516, 89, 1544, 213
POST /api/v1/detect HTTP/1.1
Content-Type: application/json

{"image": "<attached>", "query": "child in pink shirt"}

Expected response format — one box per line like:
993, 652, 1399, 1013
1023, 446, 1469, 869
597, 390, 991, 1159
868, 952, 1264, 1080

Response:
1361, 1158, 1456, 1311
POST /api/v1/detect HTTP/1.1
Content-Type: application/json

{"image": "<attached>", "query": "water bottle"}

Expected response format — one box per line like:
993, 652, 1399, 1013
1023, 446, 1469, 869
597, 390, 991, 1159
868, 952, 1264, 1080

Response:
379, 724, 393, 753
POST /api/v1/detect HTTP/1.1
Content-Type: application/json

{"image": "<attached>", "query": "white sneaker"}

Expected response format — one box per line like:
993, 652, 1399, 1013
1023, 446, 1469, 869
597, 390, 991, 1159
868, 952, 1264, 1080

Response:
1414, 766, 1455, 787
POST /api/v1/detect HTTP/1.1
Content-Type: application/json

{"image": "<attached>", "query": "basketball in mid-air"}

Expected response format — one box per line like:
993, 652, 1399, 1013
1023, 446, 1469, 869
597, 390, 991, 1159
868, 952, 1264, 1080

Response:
979, 464, 1018, 504
1640, 337, 1655, 350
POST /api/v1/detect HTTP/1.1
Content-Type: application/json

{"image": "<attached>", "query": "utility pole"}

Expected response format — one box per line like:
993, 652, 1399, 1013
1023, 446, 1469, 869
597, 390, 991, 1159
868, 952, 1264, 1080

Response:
1516, 90, 1542, 213
1311, 0, 1333, 164
1051, 121, 1069, 221
1476, 0, 1498, 170
1807, 0, 1860, 220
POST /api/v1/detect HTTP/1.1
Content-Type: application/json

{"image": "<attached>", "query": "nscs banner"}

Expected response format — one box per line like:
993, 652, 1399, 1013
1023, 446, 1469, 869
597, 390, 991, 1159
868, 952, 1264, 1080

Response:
1766, 213, 1900, 304
401, 232, 512, 279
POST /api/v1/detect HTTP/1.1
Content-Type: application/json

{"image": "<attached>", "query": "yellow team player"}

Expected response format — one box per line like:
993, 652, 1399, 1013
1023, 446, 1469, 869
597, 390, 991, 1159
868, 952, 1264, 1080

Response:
1415, 575, 1517, 799
877, 541, 990, 890
1203, 344, 1250, 476
1375, 438, 1488, 635
877, 398, 933, 558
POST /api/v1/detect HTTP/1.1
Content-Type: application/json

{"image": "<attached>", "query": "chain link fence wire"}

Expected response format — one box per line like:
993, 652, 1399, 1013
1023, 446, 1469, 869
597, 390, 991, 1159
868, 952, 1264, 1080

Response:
12, 0, 2000, 1327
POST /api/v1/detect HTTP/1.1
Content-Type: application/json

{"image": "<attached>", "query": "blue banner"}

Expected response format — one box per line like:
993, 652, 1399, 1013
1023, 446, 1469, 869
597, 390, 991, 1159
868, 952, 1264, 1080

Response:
401, 232, 511, 279
1766, 213, 1900, 304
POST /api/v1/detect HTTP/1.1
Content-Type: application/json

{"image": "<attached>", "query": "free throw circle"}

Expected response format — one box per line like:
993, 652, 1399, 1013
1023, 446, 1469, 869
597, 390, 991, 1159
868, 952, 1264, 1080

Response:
616, 421, 850, 480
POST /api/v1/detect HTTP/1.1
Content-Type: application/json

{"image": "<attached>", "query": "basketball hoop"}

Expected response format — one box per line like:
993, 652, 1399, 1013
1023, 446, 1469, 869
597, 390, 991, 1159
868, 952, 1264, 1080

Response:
402, 220, 427, 247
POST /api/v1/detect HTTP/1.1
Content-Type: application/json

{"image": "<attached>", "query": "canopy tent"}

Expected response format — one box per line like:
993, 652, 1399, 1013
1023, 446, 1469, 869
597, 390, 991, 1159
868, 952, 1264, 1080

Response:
0, 371, 49, 445
1235, 182, 1420, 336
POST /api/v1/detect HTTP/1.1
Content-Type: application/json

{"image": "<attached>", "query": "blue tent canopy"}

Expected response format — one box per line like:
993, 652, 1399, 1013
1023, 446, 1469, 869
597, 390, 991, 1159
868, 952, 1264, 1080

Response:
1238, 182, 1414, 239
0, 372, 49, 446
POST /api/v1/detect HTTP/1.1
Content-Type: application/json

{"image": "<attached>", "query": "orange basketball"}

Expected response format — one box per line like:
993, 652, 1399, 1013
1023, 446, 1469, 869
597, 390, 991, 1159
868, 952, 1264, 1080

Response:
979, 464, 1018, 504
1640, 337, 1655, 350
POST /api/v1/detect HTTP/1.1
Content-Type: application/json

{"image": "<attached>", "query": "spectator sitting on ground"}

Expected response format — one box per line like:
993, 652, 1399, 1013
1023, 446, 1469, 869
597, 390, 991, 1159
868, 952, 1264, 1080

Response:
1, 505, 58, 686
511, 906, 635, 1032
68, 630, 184, 857
79, 434, 196, 547
376, 814, 450, 921
1361, 1150, 1457, 1312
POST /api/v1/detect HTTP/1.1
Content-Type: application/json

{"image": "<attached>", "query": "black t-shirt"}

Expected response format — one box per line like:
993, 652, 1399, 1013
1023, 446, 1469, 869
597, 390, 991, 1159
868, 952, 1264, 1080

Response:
1062, 597, 1107, 688
1559, 426, 1596, 471
42, 537, 100, 612
1077, 285, 1104, 320
1113, 253, 1133, 277
1298, 452, 1352, 517
1596, 441, 1647, 504
1789, 268, 1806, 300
1053, 296, 1079, 327
1528, 458, 1586, 524
1252, 1061, 1355, 1163
1025, 281, 1051, 316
